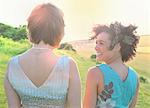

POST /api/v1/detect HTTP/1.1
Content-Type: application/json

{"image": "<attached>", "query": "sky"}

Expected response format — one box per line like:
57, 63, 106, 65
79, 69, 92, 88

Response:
0, 0, 149, 42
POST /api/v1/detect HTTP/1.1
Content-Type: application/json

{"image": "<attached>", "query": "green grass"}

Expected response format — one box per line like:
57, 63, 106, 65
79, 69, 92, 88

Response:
128, 53, 150, 80
0, 53, 9, 107
0, 37, 150, 107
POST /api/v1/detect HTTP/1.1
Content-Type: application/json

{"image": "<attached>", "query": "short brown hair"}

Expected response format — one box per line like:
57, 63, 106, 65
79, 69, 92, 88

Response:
27, 3, 64, 46
91, 22, 139, 62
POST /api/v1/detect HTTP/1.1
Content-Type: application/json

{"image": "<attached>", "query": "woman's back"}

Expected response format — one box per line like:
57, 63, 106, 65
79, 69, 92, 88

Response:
8, 51, 70, 108
17, 49, 61, 88
96, 64, 138, 108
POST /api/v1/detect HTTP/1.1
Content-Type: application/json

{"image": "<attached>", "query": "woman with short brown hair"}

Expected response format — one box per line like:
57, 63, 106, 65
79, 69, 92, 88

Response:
4, 3, 81, 108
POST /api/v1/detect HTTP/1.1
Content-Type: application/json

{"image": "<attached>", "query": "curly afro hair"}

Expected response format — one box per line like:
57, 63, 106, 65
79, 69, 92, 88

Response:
91, 22, 140, 62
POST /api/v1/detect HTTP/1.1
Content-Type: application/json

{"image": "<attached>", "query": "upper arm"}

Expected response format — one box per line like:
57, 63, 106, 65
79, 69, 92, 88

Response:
4, 62, 21, 108
129, 78, 140, 108
83, 67, 103, 108
66, 58, 81, 108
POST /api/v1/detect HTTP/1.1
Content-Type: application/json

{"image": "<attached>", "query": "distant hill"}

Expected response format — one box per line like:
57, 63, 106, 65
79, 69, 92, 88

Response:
69, 35, 150, 57
138, 35, 150, 47
69, 39, 95, 58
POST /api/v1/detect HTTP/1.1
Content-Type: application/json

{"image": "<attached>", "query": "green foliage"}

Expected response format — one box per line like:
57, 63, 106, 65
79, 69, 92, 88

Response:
0, 23, 27, 41
90, 54, 102, 64
58, 43, 76, 52
90, 54, 96, 59
140, 76, 148, 83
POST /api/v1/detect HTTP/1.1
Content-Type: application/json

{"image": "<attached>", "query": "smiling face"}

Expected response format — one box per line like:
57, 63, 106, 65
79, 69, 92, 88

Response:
95, 32, 121, 63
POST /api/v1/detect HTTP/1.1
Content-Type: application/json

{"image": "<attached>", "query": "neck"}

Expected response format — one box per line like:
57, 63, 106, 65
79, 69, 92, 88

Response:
32, 43, 54, 50
105, 54, 123, 65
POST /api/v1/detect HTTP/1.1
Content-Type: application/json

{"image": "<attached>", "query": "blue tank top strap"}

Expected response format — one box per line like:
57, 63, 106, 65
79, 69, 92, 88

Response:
96, 63, 119, 85
128, 67, 138, 97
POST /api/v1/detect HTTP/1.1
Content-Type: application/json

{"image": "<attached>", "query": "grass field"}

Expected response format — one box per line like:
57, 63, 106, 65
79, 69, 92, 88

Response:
0, 36, 150, 107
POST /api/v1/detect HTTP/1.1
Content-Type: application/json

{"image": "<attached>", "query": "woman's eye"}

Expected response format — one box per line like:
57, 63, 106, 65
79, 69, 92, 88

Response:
96, 41, 104, 45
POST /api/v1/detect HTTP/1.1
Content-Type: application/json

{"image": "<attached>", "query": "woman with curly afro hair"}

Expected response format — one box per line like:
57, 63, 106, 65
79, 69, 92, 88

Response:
84, 22, 139, 108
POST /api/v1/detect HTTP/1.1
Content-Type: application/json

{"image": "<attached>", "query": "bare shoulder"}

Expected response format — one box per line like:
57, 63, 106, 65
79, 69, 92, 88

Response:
68, 57, 77, 67
67, 57, 79, 76
88, 66, 103, 77
87, 66, 103, 84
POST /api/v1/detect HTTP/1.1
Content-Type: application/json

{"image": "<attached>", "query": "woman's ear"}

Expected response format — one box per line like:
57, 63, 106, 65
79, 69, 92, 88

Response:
114, 43, 121, 51
54, 43, 60, 49
27, 35, 33, 42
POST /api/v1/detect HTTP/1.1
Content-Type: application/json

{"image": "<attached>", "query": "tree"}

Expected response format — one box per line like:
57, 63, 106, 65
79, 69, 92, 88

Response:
0, 23, 27, 41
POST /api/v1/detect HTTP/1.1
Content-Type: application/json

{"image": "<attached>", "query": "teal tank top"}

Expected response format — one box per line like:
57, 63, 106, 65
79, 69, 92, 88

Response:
8, 55, 70, 108
96, 64, 138, 108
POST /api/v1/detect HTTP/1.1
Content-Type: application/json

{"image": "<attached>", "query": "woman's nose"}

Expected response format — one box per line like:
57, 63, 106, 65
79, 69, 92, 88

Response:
95, 45, 98, 51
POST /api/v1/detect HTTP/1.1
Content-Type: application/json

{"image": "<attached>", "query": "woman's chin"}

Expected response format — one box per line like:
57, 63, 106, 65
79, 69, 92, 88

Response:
96, 57, 102, 62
